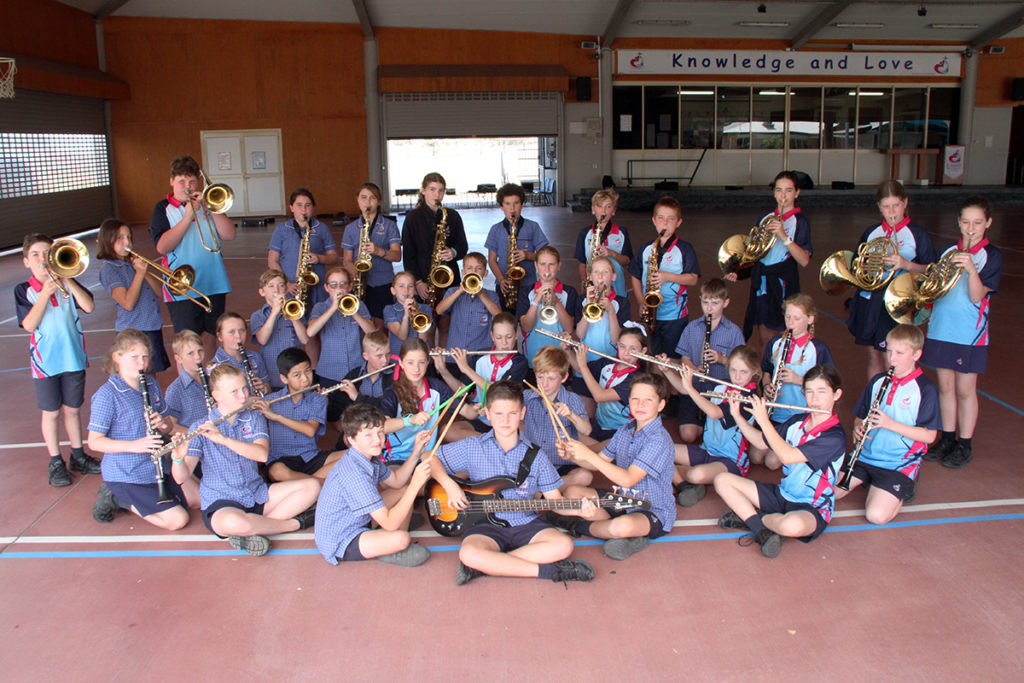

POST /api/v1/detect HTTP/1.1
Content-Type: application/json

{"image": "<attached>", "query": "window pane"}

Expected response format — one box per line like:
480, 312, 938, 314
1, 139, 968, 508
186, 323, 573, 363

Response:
856, 87, 892, 149
789, 87, 822, 150
612, 86, 642, 150
0, 133, 110, 199
893, 88, 928, 149
822, 88, 857, 149
927, 88, 959, 147
679, 88, 714, 149
716, 87, 750, 149
644, 86, 678, 149
751, 87, 787, 149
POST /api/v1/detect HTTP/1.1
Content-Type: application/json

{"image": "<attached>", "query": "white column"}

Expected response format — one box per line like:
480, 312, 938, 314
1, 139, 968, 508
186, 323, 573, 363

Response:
364, 38, 382, 189
958, 49, 977, 181
600, 47, 614, 179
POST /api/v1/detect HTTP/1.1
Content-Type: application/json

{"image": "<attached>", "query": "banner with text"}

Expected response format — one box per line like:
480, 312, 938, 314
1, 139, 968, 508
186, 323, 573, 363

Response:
616, 50, 960, 78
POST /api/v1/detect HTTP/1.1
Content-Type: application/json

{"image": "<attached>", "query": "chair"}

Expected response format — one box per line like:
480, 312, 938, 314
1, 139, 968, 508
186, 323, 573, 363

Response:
534, 178, 555, 206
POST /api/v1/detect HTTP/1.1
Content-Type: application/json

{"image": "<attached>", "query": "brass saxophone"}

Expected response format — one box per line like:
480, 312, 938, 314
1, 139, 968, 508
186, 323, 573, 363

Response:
353, 213, 373, 300
427, 206, 453, 307
641, 237, 661, 334
284, 219, 318, 320
505, 212, 526, 311
585, 218, 604, 291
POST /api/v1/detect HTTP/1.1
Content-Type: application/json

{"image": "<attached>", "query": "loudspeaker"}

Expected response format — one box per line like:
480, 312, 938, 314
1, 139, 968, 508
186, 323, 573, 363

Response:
1012, 77, 1024, 101
575, 76, 592, 101
654, 180, 678, 191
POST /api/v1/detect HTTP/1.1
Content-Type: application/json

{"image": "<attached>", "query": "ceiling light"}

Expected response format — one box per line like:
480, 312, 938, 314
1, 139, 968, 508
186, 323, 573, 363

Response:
738, 21, 790, 27
848, 90, 886, 96
759, 90, 789, 96
928, 23, 979, 29
678, 90, 714, 96
833, 22, 886, 29
631, 19, 691, 26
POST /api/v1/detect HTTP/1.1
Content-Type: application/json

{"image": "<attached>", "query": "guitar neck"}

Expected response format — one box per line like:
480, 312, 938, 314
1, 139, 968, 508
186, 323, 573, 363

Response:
476, 497, 609, 513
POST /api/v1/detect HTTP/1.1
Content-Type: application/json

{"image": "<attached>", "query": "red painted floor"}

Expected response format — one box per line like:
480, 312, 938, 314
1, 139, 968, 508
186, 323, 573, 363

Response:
1, 202, 1022, 679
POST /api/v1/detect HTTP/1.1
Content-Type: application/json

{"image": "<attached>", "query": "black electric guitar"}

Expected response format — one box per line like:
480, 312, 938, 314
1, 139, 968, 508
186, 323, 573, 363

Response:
425, 477, 650, 537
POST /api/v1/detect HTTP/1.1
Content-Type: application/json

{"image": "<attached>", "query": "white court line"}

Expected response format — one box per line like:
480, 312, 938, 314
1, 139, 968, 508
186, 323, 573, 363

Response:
3, 498, 1024, 546
0, 324, 173, 339
0, 441, 73, 450
0, 283, 103, 326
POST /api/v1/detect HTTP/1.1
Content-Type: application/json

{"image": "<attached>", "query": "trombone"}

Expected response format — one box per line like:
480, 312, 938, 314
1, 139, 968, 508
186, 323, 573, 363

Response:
126, 249, 212, 313
186, 169, 234, 253
47, 238, 89, 298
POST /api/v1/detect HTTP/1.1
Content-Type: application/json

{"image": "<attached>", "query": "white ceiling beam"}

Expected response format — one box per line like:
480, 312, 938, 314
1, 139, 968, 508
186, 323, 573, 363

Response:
94, 0, 133, 19
970, 6, 1024, 50
601, 0, 634, 49
790, 0, 857, 51
352, 0, 374, 39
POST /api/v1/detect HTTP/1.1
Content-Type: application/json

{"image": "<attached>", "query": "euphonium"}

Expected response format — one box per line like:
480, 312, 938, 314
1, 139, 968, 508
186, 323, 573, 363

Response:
539, 287, 558, 325
583, 284, 606, 323
505, 213, 526, 310
819, 236, 898, 296
46, 238, 89, 298
462, 273, 482, 295
883, 246, 966, 325
427, 206, 453, 307
718, 211, 779, 275
337, 294, 359, 316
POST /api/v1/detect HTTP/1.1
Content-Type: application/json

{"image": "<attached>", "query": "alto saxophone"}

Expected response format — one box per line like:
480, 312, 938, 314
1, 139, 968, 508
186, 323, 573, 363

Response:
585, 218, 604, 291
284, 220, 318, 321
505, 213, 526, 310
641, 237, 661, 334
353, 213, 373, 300
427, 206, 453, 307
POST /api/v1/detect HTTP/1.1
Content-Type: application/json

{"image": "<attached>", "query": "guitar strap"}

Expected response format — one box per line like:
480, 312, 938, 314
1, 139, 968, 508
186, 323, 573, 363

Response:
515, 444, 541, 486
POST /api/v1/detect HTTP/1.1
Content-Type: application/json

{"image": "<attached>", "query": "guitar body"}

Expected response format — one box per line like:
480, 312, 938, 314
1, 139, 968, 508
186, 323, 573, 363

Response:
425, 476, 517, 537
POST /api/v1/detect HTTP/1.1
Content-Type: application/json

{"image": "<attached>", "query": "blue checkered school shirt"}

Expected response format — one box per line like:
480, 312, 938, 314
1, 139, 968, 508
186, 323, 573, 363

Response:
99, 259, 164, 333
212, 347, 271, 389
523, 386, 586, 468
441, 286, 500, 351
603, 418, 677, 533
264, 387, 327, 463
383, 302, 434, 358
250, 303, 303, 385
89, 374, 169, 484
164, 367, 211, 430
187, 409, 270, 509
437, 431, 563, 527
314, 448, 392, 564
310, 298, 370, 381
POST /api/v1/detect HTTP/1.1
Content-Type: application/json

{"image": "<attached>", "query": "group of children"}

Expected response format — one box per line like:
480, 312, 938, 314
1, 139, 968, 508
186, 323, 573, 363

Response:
15, 157, 1001, 575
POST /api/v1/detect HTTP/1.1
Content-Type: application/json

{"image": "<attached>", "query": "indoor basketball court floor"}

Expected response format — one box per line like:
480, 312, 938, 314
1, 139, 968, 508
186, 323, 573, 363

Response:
0, 200, 1021, 679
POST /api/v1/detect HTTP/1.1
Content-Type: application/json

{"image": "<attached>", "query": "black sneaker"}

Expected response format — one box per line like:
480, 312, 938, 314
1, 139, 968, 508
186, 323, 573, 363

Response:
550, 559, 595, 583
48, 458, 72, 487
293, 504, 317, 530
69, 452, 102, 475
739, 528, 783, 558
408, 512, 425, 531
92, 482, 119, 523
377, 543, 430, 567
717, 510, 749, 530
228, 535, 271, 556
546, 511, 582, 537
942, 443, 973, 469
923, 438, 955, 462
603, 537, 649, 560
676, 482, 707, 508
455, 561, 484, 586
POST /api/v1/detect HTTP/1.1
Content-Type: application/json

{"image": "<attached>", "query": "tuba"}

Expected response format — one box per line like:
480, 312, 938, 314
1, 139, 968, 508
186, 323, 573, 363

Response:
427, 206, 453, 307
883, 247, 966, 325
819, 236, 898, 296
641, 237, 661, 333
46, 238, 89, 298
505, 213, 526, 310
718, 211, 779, 275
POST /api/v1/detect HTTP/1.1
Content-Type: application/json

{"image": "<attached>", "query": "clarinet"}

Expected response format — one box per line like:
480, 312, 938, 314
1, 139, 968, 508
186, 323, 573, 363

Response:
198, 364, 215, 411
837, 366, 896, 491
139, 372, 173, 504
766, 330, 792, 419
237, 343, 264, 398
700, 314, 713, 375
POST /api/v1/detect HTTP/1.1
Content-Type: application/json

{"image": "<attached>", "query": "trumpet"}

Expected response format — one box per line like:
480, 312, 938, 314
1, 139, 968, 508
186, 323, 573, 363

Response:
819, 236, 898, 296
186, 169, 234, 253
697, 391, 831, 416
46, 238, 89, 298
461, 273, 482, 295
583, 284, 606, 323
718, 210, 779, 275
406, 299, 432, 334
505, 213, 526, 310
538, 286, 558, 325
337, 294, 360, 316
427, 206, 453, 307
126, 249, 212, 313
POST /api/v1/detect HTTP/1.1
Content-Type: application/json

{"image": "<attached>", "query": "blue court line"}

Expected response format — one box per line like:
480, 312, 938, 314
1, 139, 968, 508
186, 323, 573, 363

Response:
2, 512, 1021, 559
976, 389, 1024, 417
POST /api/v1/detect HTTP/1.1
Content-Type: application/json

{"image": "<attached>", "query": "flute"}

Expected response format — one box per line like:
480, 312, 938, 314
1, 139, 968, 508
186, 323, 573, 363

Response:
154, 385, 320, 459
430, 349, 514, 357
631, 351, 747, 391
319, 364, 396, 396
698, 391, 831, 415
535, 328, 637, 369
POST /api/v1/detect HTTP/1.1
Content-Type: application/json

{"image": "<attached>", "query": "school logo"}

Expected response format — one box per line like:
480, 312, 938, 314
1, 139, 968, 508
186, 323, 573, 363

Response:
948, 149, 961, 164
629, 53, 644, 69
901, 396, 912, 408
934, 56, 949, 75
893, 483, 902, 492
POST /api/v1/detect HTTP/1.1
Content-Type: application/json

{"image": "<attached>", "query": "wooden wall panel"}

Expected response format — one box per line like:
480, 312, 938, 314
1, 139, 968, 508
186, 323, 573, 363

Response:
976, 38, 1024, 107
0, 0, 98, 70
102, 17, 367, 222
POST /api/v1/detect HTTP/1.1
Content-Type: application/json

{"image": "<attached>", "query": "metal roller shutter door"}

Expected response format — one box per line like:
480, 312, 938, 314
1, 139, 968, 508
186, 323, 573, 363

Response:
383, 92, 561, 138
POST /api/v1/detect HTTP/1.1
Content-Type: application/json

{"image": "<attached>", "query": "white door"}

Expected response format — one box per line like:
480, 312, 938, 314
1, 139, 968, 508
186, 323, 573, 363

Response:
201, 129, 285, 216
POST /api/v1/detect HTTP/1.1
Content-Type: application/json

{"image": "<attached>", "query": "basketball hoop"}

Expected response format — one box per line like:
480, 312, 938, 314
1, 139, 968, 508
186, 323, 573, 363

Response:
0, 58, 16, 99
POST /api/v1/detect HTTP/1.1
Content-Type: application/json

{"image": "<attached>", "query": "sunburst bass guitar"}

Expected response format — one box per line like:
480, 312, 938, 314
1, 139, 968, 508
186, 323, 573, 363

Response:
425, 477, 650, 537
